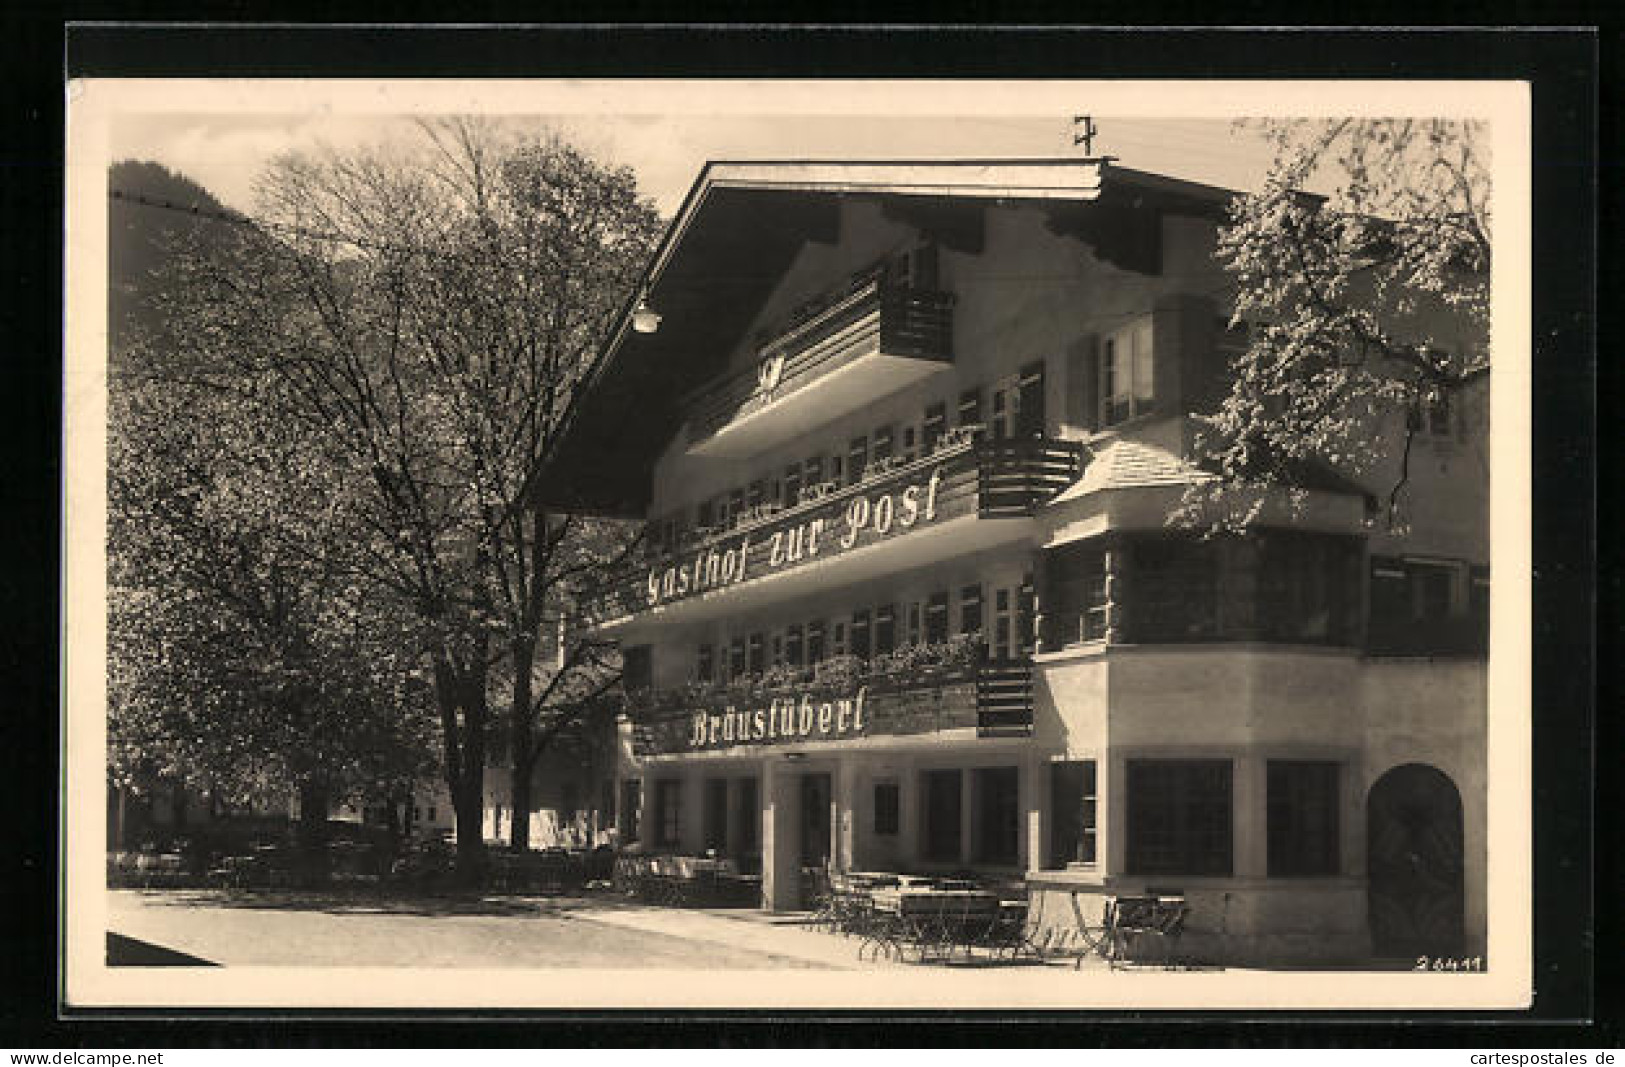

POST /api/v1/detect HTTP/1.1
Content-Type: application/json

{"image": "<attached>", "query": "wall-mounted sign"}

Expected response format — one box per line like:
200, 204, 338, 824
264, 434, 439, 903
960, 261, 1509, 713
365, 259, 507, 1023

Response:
686, 686, 869, 749
632, 676, 984, 757
644, 464, 947, 608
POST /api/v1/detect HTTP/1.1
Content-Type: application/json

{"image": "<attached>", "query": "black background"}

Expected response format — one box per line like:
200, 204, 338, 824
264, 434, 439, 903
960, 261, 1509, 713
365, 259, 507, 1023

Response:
2, 17, 1604, 1048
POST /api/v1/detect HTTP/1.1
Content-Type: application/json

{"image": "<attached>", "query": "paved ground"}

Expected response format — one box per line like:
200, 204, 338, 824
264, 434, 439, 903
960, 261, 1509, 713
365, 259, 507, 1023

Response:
106, 889, 915, 970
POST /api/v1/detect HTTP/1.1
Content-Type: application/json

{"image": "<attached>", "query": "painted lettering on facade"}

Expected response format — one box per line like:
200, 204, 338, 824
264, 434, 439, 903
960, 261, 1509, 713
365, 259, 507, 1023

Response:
645, 465, 944, 608
686, 687, 869, 750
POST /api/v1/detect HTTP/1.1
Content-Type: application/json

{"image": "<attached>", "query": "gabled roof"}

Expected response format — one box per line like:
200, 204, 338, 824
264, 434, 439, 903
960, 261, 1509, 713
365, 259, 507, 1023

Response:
536, 158, 1237, 517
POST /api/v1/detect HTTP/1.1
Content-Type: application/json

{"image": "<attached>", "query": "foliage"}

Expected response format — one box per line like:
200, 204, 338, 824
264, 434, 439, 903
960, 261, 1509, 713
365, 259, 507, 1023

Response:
107, 343, 440, 818
123, 120, 663, 861
1186, 119, 1491, 530
623, 636, 987, 717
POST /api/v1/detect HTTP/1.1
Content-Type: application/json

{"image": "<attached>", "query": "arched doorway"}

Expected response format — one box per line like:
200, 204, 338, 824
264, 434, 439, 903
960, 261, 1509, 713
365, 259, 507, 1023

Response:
1367, 763, 1464, 959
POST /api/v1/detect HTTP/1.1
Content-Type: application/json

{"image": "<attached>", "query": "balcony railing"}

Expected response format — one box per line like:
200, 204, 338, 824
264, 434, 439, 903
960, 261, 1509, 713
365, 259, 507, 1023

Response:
627, 650, 1033, 756
582, 435, 1084, 627
686, 280, 955, 447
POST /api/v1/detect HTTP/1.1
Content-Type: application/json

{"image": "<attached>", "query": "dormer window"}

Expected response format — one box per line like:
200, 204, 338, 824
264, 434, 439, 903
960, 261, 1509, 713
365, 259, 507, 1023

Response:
1100, 317, 1155, 427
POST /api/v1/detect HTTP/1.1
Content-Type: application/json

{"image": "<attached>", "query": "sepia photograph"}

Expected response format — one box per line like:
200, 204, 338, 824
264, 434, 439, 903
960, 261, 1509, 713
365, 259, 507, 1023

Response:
62, 75, 1533, 1011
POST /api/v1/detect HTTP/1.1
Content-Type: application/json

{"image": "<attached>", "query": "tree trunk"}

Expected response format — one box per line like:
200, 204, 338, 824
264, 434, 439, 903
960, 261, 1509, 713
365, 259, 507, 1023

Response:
296, 778, 331, 887
384, 783, 403, 863
452, 771, 486, 885
112, 785, 127, 852
508, 636, 536, 852
435, 649, 490, 888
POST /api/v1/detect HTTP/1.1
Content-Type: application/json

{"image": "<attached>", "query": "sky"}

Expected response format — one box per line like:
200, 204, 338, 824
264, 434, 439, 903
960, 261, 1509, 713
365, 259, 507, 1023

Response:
108, 111, 1282, 218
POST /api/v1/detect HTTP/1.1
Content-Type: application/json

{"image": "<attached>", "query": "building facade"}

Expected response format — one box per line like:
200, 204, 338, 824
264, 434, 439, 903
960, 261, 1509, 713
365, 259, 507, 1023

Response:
539, 159, 1489, 965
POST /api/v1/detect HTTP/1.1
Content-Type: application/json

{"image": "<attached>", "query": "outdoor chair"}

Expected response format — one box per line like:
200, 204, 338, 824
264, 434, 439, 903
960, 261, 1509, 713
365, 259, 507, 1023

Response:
804, 866, 837, 931
978, 895, 1032, 960
1069, 891, 1117, 968
1108, 894, 1190, 969
856, 889, 907, 962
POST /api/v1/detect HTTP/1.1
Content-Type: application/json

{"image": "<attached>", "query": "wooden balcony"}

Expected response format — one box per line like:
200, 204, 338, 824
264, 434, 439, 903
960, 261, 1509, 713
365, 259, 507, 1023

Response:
628, 657, 1034, 757
582, 436, 1084, 630
685, 280, 955, 456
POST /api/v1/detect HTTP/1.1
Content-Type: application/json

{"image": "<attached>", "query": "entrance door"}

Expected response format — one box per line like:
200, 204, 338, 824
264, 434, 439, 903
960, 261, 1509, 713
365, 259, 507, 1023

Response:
799, 773, 832, 869
1367, 763, 1465, 959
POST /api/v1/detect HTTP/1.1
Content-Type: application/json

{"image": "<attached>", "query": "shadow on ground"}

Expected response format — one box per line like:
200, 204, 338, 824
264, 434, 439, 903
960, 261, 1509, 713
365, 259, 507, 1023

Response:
119, 887, 642, 919
107, 932, 217, 967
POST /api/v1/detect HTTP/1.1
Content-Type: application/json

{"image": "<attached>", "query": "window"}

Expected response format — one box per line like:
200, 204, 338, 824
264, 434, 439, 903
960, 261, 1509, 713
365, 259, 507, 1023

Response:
990, 386, 1010, 441
1425, 389, 1453, 437
1018, 573, 1037, 655
413, 805, 422, 822
1256, 532, 1361, 645
1407, 354, 1457, 438
728, 637, 746, 680
655, 779, 684, 847
622, 644, 653, 694
427, 805, 437, 822
901, 425, 918, 463
1135, 537, 1219, 641
850, 608, 872, 660
746, 632, 765, 675
1369, 556, 1479, 654
974, 767, 1020, 866
806, 620, 826, 663
992, 587, 1013, 661
957, 387, 983, 430
1267, 761, 1341, 877
1100, 318, 1155, 427
831, 621, 848, 658
747, 479, 766, 510
922, 402, 947, 452
1126, 759, 1233, 877
922, 769, 962, 863
728, 487, 745, 524
886, 242, 939, 290
696, 643, 714, 683
829, 453, 844, 485
1017, 360, 1046, 438
877, 604, 903, 652
1048, 761, 1098, 868
803, 455, 824, 494
785, 624, 804, 667
619, 780, 641, 845
874, 604, 897, 656
704, 778, 729, 852
782, 463, 801, 508
847, 435, 869, 485
925, 590, 950, 645
697, 498, 714, 530
1042, 543, 1107, 646
959, 583, 984, 637
905, 600, 924, 647
770, 632, 784, 667
873, 782, 900, 836
871, 425, 894, 464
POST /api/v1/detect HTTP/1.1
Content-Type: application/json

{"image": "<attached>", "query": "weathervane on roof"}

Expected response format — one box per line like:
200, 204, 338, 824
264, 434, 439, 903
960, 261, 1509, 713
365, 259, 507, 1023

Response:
1072, 115, 1100, 156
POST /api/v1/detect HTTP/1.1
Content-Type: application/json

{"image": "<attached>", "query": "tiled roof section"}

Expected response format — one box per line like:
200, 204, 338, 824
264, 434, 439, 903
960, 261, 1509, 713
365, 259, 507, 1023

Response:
1053, 436, 1212, 503
1052, 434, 1377, 507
